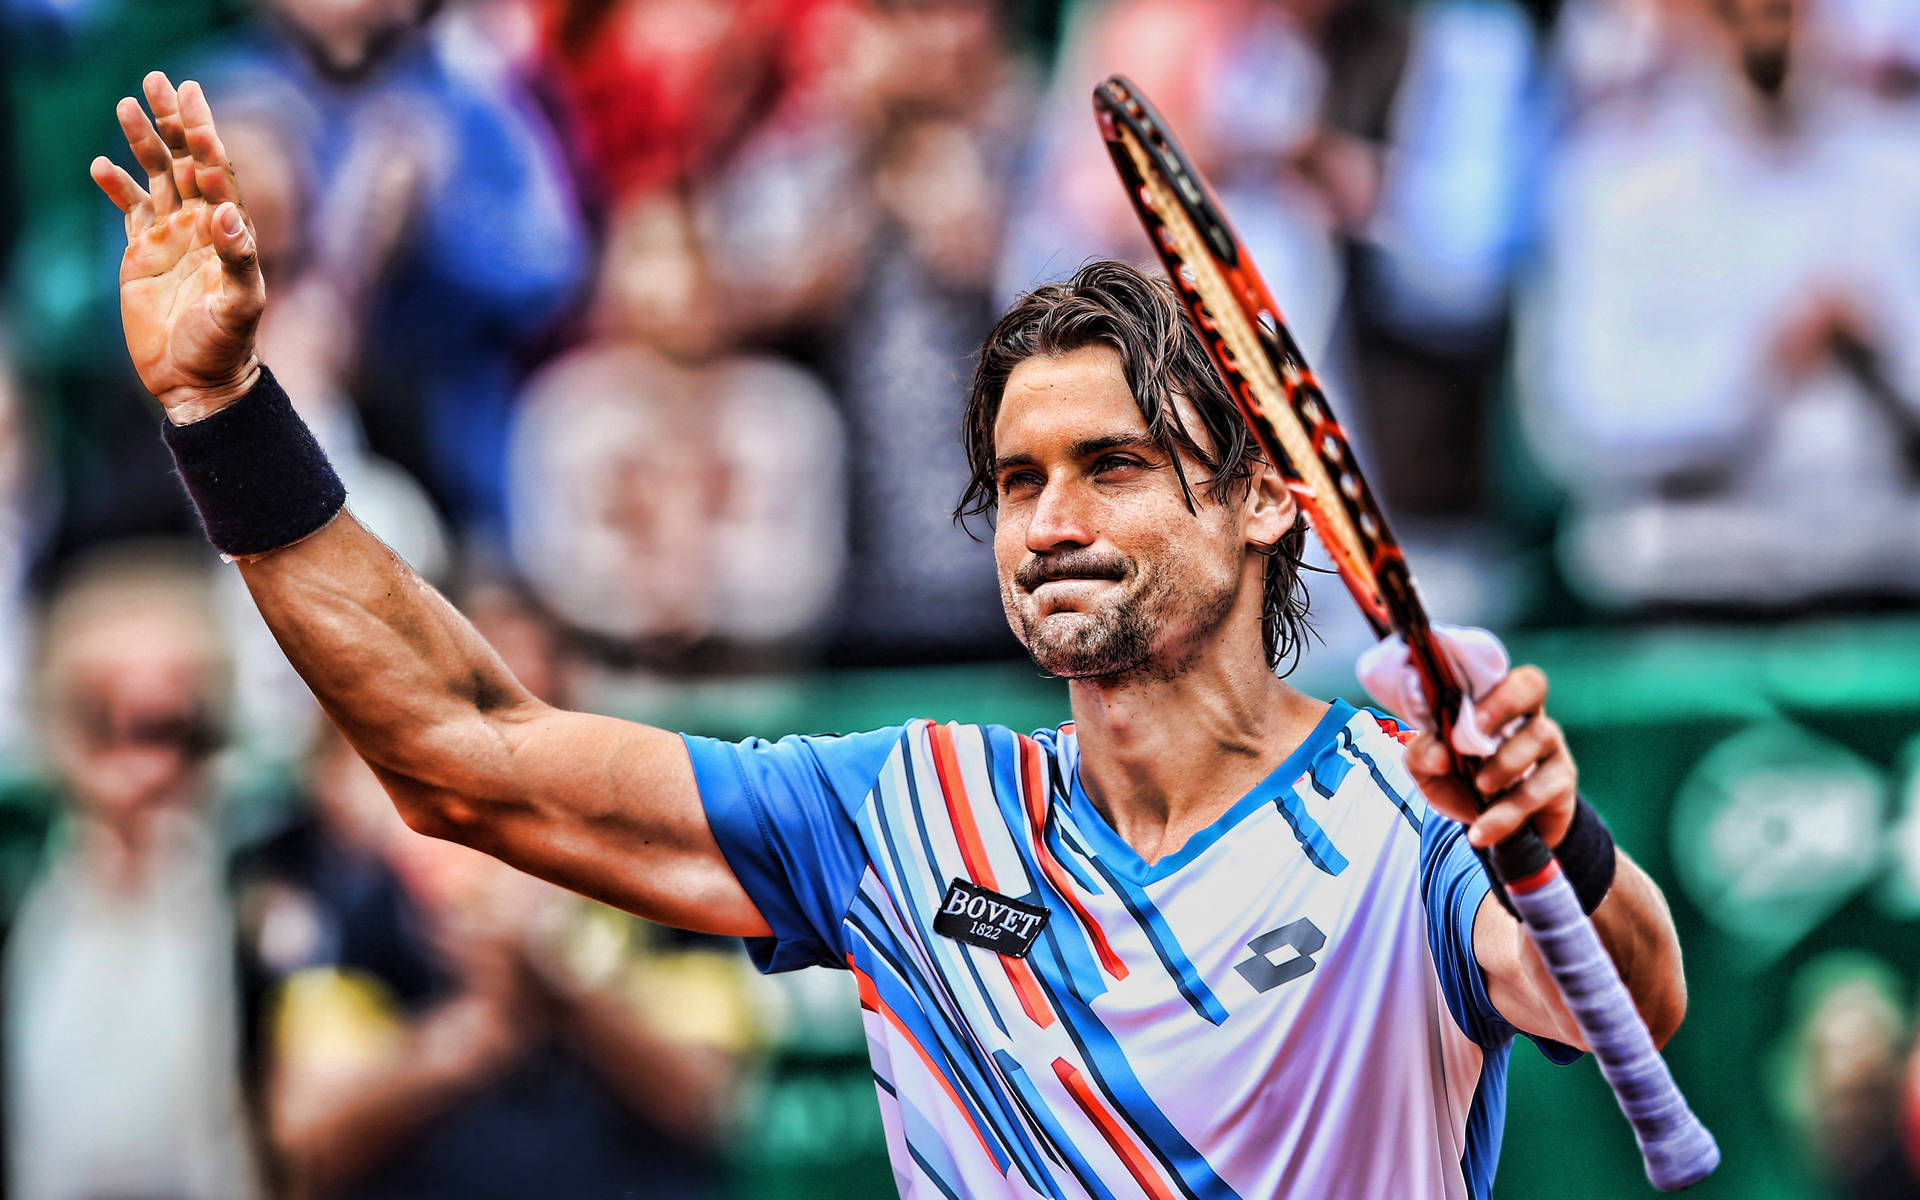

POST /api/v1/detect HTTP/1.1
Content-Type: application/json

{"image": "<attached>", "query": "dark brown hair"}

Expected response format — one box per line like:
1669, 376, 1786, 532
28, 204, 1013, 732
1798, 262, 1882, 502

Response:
956, 260, 1312, 672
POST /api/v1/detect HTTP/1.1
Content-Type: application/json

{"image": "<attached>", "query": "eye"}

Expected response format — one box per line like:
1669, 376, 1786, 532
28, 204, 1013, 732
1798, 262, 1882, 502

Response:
1093, 453, 1147, 476
998, 468, 1044, 497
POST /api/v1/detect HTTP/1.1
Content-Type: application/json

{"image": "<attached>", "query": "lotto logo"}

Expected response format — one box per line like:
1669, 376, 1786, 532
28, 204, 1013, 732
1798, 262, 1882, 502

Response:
1234, 919, 1325, 992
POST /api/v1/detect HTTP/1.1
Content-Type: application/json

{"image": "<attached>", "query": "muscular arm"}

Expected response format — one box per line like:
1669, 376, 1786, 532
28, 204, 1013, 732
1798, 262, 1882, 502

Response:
92, 73, 766, 935
238, 512, 770, 935
1407, 666, 1688, 1051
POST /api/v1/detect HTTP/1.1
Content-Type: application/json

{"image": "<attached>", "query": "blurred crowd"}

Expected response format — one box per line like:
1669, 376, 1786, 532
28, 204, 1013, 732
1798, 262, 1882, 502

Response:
1, 0, 1919, 1195
0, 0, 1911, 692
0, 542, 760, 1199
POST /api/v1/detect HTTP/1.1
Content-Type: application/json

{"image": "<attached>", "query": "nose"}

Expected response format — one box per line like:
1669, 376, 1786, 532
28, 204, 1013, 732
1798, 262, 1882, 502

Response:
1023, 471, 1095, 554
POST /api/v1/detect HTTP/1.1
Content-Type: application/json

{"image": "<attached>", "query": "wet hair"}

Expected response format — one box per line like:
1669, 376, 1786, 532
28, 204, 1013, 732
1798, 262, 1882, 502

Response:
956, 259, 1312, 673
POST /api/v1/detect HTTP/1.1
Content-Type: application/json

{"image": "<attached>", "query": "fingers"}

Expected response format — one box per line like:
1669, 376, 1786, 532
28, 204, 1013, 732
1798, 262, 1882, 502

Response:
1472, 713, 1561, 798
90, 156, 151, 223
1466, 751, 1577, 849
1467, 665, 1547, 741
1405, 732, 1477, 826
108, 72, 245, 239
1405, 678, 1580, 851
209, 201, 258, 276
142, 71, 201, 204
116, 95, 178, 216
178, 80, 243, 207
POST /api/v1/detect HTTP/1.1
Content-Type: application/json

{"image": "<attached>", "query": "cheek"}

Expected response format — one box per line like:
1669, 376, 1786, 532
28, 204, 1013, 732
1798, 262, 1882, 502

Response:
992, 518, 1023, 576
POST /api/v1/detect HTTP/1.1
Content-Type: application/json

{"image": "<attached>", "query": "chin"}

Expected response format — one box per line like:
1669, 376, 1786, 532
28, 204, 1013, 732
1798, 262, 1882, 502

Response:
1020, 613, 1155, 681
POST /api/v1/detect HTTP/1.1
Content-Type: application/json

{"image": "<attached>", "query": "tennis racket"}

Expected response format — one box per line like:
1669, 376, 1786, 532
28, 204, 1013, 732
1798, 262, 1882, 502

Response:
1092, 75, 1720, 1192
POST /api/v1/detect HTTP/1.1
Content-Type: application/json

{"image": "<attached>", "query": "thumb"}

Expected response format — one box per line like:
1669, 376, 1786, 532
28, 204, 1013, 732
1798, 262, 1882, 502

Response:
211, 201, 259, 279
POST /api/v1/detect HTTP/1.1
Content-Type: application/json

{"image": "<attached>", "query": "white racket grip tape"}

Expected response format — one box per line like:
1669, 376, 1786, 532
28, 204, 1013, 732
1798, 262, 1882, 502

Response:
1354, 625, 1507, 757
1507, 864, 1720, 1191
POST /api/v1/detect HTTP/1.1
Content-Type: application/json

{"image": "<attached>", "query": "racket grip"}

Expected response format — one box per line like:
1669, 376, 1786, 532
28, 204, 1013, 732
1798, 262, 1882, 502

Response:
1506, 862, 1720, 1191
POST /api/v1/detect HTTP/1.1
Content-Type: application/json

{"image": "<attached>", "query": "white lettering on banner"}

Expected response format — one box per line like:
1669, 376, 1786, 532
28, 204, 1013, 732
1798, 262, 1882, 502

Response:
932, 879, 1050, 958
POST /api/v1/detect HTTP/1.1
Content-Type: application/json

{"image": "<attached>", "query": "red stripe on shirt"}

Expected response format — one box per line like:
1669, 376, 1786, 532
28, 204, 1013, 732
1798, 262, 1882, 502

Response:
849, 955, 1000, 1167
928, 722, 1056, 1028
1052, 1057, 1180, 1200
1019, 735, 1128, 980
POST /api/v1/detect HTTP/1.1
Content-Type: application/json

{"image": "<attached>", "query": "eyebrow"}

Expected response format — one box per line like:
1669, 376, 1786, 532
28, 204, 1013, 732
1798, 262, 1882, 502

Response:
991, 434, 1162, 477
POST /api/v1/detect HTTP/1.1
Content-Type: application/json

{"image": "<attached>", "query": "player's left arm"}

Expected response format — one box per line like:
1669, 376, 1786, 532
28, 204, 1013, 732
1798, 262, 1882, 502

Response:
1405, 667, 1689, 1051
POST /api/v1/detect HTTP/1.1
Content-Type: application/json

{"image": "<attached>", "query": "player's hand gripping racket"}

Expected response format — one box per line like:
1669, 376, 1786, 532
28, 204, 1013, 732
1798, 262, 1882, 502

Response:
1092, 76, 1719, 1192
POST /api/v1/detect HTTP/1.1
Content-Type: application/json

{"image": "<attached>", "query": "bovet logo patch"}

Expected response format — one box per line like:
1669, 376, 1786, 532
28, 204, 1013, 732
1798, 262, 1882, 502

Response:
933, 879, 1049, 958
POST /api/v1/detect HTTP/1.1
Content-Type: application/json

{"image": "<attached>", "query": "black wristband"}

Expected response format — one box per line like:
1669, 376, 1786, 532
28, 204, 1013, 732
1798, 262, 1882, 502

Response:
161, 366, 346, 557
1556, 794, 1618, 915
1474, 796, 1616, 917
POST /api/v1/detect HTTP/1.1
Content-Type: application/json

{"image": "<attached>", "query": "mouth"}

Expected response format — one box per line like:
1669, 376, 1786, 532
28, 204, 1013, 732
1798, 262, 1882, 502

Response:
1032, 576, 1114, 594
1016, 553, 1128, 595
1028, 577, 1119, 616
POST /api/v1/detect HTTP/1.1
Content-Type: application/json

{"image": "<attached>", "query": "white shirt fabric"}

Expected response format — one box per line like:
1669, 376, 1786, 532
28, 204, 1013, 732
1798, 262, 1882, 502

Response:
4, 813, 260, 1200
1519, 63, 1920, 606
687, 701, 1575, 1199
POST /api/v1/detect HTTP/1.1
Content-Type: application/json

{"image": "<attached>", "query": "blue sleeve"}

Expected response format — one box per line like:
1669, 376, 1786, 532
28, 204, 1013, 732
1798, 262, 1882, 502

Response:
1421, 816, 1583, 1064
683, 726, 904, 974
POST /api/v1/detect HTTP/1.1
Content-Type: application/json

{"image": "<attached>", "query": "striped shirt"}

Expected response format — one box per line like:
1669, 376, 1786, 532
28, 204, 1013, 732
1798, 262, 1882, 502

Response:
685, 699, 1575, 1200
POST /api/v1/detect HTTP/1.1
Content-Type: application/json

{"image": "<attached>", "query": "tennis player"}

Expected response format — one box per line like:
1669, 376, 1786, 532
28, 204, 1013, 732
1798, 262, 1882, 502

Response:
94, 72, 1688, 1199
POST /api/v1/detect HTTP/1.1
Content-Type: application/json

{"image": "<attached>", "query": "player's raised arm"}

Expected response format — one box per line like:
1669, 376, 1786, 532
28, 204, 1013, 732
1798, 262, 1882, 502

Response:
93, 72, 769, 937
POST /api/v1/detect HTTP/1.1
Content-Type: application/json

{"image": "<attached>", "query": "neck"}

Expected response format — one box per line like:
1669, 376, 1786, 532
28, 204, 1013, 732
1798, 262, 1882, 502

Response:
1067, 629, 1327, 866
71, 806, 197, 895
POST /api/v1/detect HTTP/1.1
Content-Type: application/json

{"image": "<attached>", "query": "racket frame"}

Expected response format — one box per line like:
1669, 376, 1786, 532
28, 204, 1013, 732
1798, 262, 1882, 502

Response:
1091, 74, 1720, 1192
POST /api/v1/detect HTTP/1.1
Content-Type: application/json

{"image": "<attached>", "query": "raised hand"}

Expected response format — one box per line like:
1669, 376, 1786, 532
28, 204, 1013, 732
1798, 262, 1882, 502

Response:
91, 72, 264, 424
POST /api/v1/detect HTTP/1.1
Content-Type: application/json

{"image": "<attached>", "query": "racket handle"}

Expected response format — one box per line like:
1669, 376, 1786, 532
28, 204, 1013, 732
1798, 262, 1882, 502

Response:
1505, 859, 1720, 1191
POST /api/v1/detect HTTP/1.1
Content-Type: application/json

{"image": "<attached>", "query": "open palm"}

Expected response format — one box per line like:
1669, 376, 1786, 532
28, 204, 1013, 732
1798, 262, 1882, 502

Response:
92, 72, 264, 423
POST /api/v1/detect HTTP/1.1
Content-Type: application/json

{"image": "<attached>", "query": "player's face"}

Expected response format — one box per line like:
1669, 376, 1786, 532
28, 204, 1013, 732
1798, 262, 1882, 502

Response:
990, 345, 1248, 680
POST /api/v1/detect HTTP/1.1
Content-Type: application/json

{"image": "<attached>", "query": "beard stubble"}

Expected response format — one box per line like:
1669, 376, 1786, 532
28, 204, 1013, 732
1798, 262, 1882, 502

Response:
1009, 544, 1239, 683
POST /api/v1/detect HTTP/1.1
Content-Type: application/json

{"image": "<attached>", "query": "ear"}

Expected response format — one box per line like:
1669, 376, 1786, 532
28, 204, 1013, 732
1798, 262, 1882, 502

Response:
1243, 458, 1296, 551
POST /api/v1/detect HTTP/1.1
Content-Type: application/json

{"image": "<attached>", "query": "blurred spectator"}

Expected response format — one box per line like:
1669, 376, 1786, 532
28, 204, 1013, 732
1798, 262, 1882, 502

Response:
1520, 0, 1920, 609
1819, 0, 1920, 96
1782, 953, 1920, 1200
1000, 0, 1360, 370
4, 0, 243, 565
241, 725, 750, 1199
239, 590, 752, 1198
507, 333, 846, 663
4, 540, 261, 1200
810, 0, 1036, 662
1350, 0, 1540, 511
536, 0, 1043, 663
201, 0, 591, 546
0, 345, 51, 766
534, 0, 848, 205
